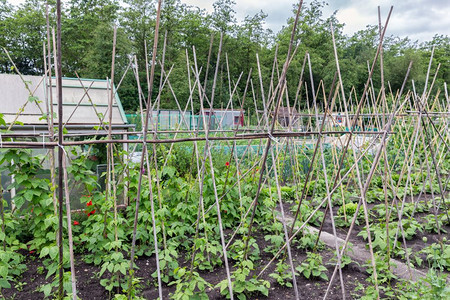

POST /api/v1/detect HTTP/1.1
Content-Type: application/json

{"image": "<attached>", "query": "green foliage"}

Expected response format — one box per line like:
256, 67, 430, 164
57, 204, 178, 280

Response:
296, 252, 328, 281
363, 254, 397, 285
396, 269, 450, 300
0, 149, 72, 287
336, 202, 362, 227
122, 274, 145, 300
0, 113, 6, 127
67, 148, 99, 193
169, 267, 211, 300
0, 201, 27, 289
114, 293, 145, 300
290, 199, 324, 227
293, 228, 324, 251
328, 243, 356, 269
338, 202, 358, 216
99, 250, 129, 292
0, 0, 47, 74
423, 214, 448, 234
280, 186, 296, 201
191, 238, 222, 271
39, 271, 74, 299
269, 261, 296, 287
419, 242, 450, 271
264, 233, 284, 255
229, 237, 260, 262
0, 149, 52, 211
358, 219, 423, 253
216, 260, 270, 300
0, 248, 26, 289
152, 247, 179, 284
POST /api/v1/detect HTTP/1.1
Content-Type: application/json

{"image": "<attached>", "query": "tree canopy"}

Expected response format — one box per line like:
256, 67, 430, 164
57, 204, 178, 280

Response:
1, 0, 448, 113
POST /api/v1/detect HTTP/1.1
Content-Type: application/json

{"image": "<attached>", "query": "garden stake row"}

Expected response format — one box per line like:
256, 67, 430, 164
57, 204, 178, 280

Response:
193, 34, 235, 299
42, 27, 57, 216
257, 124, 391, 278
1, 2, 450, 299
243, 0, 304, 262
128, 1, 163, 299
324, 84, 412, 299
312, 13, 396, 297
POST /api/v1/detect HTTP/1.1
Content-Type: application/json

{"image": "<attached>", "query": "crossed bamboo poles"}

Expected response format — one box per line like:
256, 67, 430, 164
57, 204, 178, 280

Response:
1, 2, 449, 300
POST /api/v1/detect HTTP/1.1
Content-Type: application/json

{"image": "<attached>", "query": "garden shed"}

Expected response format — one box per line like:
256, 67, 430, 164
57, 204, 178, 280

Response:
0, 73, 133, 135
150, 109, 194, 130
198, 108, 244, 129
0, 73, 134, 207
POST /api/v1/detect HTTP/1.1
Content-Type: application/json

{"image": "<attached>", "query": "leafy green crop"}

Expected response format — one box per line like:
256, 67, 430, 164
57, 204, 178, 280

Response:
296, 252, 328, 281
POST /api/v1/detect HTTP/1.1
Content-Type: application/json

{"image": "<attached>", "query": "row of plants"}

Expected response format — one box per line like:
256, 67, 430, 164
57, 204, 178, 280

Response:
0, 126, 449, 299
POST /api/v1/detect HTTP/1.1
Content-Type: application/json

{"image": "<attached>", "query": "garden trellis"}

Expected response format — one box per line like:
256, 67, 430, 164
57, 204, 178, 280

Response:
0, 0, 449, 299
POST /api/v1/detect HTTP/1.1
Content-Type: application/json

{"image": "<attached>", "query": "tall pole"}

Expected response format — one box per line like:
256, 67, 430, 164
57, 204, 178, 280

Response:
56, 0, 64, 298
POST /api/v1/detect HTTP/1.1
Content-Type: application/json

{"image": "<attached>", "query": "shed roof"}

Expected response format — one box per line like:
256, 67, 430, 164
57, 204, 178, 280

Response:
0, 74, 128, 126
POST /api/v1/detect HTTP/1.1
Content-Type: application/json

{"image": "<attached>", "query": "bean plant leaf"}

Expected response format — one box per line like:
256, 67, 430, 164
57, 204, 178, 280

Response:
24, 190, 34, 201
28, 96, 39, 103
0, 265, 8, 278
49, 246, 58, 260
0, 113, 6, 126
0, 278, 11, 289
14, 197, 25, 209
40, 246, 49, 258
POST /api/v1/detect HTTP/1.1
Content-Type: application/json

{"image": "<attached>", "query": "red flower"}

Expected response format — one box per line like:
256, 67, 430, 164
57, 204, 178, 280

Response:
225, 162, 230, 167
29, 250, 35, 254
87, 210, 96, 216
86, 200, 93, 206
73, 221, 79, 225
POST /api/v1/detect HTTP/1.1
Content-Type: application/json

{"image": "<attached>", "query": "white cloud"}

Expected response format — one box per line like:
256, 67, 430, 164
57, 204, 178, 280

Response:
182, 0, 449, 41
334, 7, 369, 32
323, 0, 450, 41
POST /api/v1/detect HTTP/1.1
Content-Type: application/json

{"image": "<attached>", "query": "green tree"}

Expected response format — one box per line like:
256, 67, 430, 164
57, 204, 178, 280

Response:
275, 0, 344, 110
1, 0, 48, 74
211, 0, 236, 34
421, 35, 450, 92
62, 0, 120, 76
341, 25, 379, 93
383, 36, 424, 93
0, 0, 13, 72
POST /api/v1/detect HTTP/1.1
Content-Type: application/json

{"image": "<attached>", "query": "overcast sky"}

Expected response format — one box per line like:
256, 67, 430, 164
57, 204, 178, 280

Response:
7, 0, 450, 42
